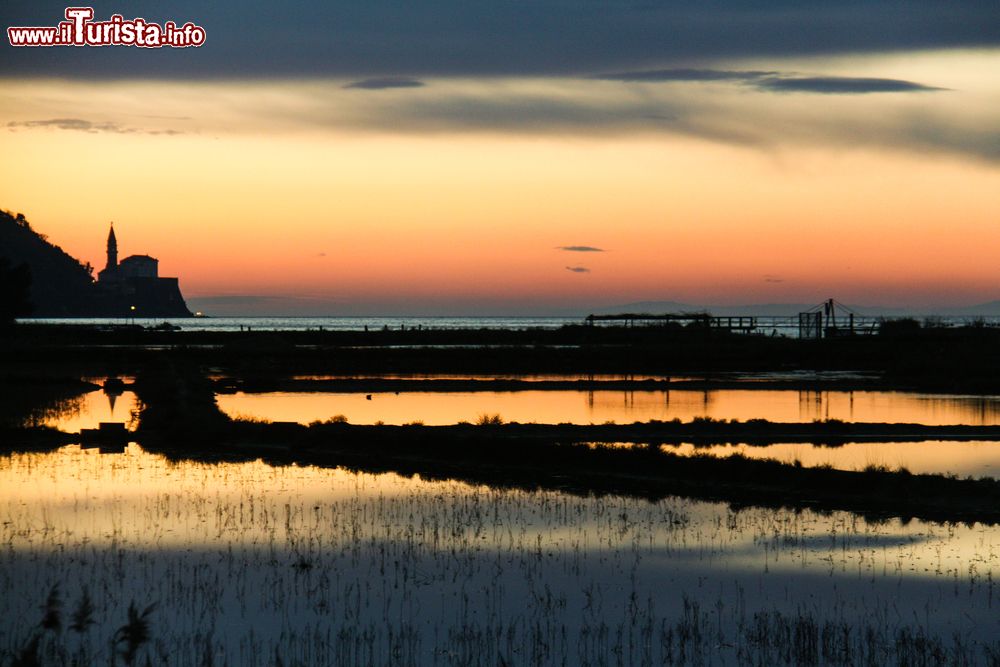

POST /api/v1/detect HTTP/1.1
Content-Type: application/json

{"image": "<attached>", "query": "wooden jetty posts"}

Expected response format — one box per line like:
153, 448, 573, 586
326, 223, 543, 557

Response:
586, 299, 880, 338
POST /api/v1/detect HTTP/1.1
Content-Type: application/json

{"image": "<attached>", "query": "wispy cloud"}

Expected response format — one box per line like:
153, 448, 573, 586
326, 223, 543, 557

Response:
8, 118, 127, 133
7, 118, 182, 135
4, 66, 998, 163
344, 77, 426, 90
558, 245, 605, 252
565, 266, 591, 273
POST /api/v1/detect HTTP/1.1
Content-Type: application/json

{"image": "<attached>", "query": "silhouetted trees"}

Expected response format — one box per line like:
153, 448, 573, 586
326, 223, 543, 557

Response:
0, 257, 32, 326
0, 208, 98, 316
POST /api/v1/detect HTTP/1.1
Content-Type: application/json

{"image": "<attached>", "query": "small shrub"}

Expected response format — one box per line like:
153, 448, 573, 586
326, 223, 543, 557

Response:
475, 413, 504, 426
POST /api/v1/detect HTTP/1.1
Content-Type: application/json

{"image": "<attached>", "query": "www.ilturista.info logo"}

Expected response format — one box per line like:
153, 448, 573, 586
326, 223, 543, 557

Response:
8, 7, 206, 48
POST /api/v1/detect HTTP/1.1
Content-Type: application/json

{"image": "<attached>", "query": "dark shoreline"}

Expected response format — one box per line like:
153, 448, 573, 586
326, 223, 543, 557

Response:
7, 320, 1000, 392
214, 376, 890, 394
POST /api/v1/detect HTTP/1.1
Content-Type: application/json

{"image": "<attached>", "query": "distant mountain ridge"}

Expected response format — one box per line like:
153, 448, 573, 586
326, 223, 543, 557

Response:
937, 301, 1000, 316
590, 300, 1000, 318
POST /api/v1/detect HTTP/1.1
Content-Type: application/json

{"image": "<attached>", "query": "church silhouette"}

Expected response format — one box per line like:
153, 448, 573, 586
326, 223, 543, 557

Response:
96, 223, 192, 317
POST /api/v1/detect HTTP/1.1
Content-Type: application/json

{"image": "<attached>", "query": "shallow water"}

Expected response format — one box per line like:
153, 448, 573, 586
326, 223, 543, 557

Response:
662, 440, 1000, 478
216, 388, 1000, 426
33, 389, 139, 433
2, 446, 998, 666
36, 385, 1000, 479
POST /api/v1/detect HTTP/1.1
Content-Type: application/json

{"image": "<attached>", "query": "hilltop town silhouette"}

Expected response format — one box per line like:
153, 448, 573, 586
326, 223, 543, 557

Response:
94, 223, 191, 317
0, 210, 191, 318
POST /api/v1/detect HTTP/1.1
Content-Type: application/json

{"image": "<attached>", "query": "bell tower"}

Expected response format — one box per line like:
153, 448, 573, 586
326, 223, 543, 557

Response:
106, 222, 118, 271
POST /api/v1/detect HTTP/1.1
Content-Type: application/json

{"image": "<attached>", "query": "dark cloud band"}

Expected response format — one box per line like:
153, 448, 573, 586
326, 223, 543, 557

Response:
343, 77, 425, 90
1, 1, 998, 78
598, 69, 942, 94
756, 76, 944, 94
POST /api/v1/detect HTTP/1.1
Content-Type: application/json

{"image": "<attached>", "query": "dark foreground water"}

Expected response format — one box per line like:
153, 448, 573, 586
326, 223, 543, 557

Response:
2, 445, 998, 666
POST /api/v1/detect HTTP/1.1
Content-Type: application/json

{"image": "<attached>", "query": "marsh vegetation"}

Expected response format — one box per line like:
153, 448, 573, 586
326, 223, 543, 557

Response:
2, 446, 999, 666
7, 328, 1000, 664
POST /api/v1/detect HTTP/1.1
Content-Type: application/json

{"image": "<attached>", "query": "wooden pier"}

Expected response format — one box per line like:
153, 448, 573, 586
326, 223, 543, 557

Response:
586, 300, 881, 338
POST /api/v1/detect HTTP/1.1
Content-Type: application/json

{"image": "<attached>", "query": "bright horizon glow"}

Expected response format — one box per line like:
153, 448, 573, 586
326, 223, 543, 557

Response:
2, 50, 999, 315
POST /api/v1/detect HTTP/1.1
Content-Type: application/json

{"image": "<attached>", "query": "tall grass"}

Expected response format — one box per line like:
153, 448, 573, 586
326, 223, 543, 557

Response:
6, 585, 156, 667
1, 445, 998, 666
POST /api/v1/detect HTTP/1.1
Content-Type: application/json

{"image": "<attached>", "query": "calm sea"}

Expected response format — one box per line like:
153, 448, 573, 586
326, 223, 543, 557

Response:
20, 314, 1000, 335
18, 316, 585, 332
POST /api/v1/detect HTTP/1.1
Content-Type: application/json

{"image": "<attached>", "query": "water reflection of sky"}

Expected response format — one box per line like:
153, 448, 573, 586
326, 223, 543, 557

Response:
2, 446, 997, 664
663, 440, 1000, 478
39, 389, 138, 433
0, 446, 991, 569
217, 389, 1000, 426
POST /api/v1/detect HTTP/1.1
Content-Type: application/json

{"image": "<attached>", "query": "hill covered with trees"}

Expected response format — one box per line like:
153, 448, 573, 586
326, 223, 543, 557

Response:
0, 209, 99, 318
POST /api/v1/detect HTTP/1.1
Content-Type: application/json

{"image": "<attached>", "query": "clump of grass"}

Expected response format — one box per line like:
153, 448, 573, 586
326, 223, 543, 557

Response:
115, 601, 157, 666
232, 415, 272, 425
69, 586, 94, 633
41, 584, 61, 632
309, 414, 349, 426
475, 413, 504, 426
11, 634, 43, 667
11, 588, 156, 667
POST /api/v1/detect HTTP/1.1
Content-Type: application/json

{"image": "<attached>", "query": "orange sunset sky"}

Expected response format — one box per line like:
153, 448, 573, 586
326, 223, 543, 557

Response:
2, 3, 999, 315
